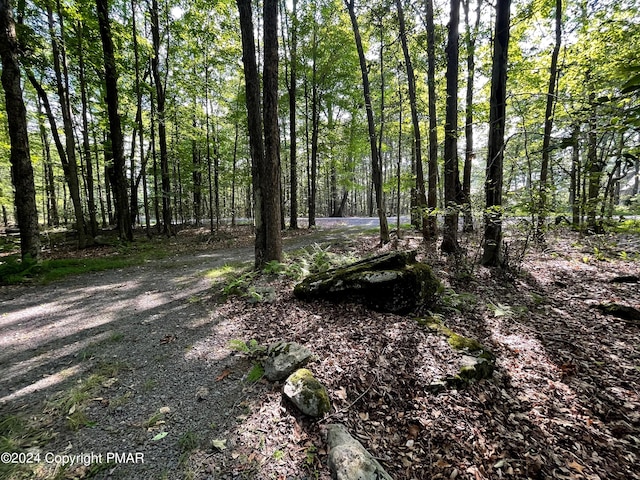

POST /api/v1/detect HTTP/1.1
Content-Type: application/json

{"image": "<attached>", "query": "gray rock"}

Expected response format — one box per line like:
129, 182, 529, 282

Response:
283, 369, 330, 417
263, 341, 313, 381
293, 251, 441, 314
326, 424, 393, 480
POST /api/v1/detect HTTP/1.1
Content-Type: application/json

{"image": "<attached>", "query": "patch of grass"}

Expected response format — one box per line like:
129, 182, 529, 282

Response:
205, 263, 246, 279
142, 379, 157, 392
48, 361, 127, 431
178, 430, 199, 454
108, 391, 133, 412
107, 332, 124, 343
0, 413, 54, 479
144, 411, 164, 429
0, 239, 172, 285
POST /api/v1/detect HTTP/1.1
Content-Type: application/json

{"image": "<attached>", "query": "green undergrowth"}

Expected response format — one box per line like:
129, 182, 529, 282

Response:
218, 244, 357, 302
0, 240, 169, 285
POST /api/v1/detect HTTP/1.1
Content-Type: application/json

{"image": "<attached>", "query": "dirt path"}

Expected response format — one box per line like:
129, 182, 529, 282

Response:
0, 227, 361, 479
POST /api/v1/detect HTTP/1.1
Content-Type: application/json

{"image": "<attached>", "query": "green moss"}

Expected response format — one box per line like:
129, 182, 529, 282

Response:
447, 333, 483, 352
286, 369, 330, 417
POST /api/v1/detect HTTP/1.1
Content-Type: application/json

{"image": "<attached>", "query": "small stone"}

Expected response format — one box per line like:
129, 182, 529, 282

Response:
283, 369, 330, 417
196, 386, 209, 401
263, 342, 312, 381
326, 424, 393, 480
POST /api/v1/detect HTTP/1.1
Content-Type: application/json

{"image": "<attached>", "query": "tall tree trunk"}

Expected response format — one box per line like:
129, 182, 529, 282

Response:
482, 0, 512, 266
96, 0, 132, 241
425, 0, 438, 238
288, 0, 298, 229
462, 0, 482, 233
396, 0, 427, 237
131, 0, 150, 235
77, 21, 98, 237
0, 0, 40, 260
536, 0, 562, 242
237, 0, 264, 262
150, 0, 172, 235
345, 0, 389, 244
441, 0, 461, 253
262, 0, 283, 263
237, 0, 283, 268
46, 0, 87, 246
309, 25, 319, 228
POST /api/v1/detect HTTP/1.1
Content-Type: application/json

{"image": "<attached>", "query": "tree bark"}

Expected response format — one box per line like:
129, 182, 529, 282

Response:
46, 0, 87, 247
77, 20, 98, 237
96, 0, 132, 241
425, 0, 438, 238
262, 0, 283, 263
0, 0, 40, 260
396, 0, 427, 238
462, 0, 482, 233
345, 0, 389, 244
237, 0, 282, 268
441, 0, 461, 254
150, 0, 173, 235
536, 0, 562, 242
482, 0, 512, 266
288, 0, 298, 229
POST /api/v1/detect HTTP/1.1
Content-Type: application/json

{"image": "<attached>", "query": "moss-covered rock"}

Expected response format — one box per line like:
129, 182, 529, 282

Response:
294, 251, 441, 314
419, 318, 496, 389
283, 369, 331, 417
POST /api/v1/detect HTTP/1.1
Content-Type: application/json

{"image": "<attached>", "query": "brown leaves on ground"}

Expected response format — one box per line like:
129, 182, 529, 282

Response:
208, 229, 639, 480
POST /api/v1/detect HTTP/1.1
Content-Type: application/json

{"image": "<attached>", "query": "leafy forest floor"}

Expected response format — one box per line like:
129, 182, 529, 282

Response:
1, 221, 639, 480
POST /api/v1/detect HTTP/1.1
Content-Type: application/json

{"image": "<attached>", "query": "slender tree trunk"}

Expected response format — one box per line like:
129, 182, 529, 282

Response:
131, 0, 150, 235
0, 0, 40, 260
36, 98, 59, 226
586, 99, 603, 233
150, 0, 172, 235
46, 0, 87, 247
536, 0, 562, 242
570, 124, 581, 228
441, 0, 461, 253
396, 0, 427, 237
288, 0, 298, 229
345, 0, 389, 244
462, 0, 482, 233
482, 0, 512, 266
96, 0, 132, 241
309, 25, 319, 228
77, 21, 98, 237
425, 0, 438, 238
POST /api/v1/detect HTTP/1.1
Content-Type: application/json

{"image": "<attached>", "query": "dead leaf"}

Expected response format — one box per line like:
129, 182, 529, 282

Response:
216, 369, 231, 382
212, 439, 227, 451
567, 460, 586, 474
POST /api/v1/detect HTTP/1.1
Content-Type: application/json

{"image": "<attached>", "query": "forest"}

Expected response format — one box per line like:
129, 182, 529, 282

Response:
1, 0, 640, 478
0, 0, 638, 264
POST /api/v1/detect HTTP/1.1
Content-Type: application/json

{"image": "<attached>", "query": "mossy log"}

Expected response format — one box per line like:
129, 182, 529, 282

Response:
293, 251, 441, 314
595, 302, 640, 323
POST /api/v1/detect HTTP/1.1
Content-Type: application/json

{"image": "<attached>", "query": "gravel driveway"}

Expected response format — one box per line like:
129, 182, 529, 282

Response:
0, 227, 361, 479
